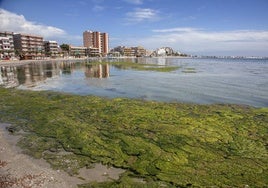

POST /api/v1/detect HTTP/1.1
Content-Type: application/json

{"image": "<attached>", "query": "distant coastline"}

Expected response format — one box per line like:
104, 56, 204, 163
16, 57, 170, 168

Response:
196, 55, 268, 60
1, 55, 267, 67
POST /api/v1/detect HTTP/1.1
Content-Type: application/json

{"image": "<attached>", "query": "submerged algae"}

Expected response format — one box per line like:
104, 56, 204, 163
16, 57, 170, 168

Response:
0, 88, 267, 187
87, 61, 180, 72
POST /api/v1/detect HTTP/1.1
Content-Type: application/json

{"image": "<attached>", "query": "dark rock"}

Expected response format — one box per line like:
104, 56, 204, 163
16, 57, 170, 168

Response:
49, 147, 58, 152
6, 126, 16, 133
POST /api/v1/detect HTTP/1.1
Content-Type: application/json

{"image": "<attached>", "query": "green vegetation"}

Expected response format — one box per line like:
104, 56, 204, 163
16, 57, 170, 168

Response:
87, 61, 180, 72
182, 67, 196, 73
111, 61, 180, 72
60, 43, 70, 52
0, 88, 267, 187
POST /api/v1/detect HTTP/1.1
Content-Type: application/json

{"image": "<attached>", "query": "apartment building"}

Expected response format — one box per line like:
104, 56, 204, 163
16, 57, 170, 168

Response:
110, 46, 147, 57
69, 45, 87, 57
44, 41, 59, 57
13, 33, 44, 60
134, 46, 147, 57
0, 32, 15, 60
110, 46, 124, 56
100, 32, 109, 56
86, 47, 101, 57
83, 30, 109, 56
123, 47, 136, 57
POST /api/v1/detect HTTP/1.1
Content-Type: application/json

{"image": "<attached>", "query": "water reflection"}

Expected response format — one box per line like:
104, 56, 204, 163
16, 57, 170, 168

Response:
60, 62, 76, 74
1, 58, 267, 107
0, 61, 110, 88
0, 62, 61, 88
85, 64, 110, 78
0, 66, 19, 88
85, 56, 170, 66
136, 57, 168, 65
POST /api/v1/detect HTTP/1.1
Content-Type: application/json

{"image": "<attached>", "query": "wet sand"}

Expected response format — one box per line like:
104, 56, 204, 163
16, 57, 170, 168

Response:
0, 123, 124, 188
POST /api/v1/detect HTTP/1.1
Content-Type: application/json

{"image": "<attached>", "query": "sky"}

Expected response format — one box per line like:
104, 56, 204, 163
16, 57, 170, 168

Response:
0, 0, 268, 56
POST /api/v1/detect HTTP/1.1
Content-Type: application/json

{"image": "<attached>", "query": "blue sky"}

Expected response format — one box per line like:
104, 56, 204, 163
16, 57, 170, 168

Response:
0, 0, 268, 56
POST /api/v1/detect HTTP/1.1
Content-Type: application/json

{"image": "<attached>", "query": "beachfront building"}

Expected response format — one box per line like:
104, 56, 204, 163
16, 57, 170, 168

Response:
83, 30, 109, 56
123, 47, 136, 57
13, 33, 44, 60
108, 51, 121, 57
69, 45, 87, 58
109, 46, 124, 56
44, 41, 59, 58
85, 47, 101, 57
150, 47, 175, 57
0, 32, 15, 60
133, 46, 147, 57
110, 46, 147, 57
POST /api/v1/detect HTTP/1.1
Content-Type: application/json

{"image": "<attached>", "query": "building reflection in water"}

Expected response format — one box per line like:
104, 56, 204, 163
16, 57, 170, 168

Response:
85, 64, 110, 78
1, 62, 61, 88
59, 61, 77, 74
0, 62, 110, 88
21, 62, 61, 87
136, 57, 167, 65
0, 66, 19, 88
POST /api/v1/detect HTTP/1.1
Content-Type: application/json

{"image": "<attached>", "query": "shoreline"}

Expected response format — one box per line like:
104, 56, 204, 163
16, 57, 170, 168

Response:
0, 56, 191, 66
1, 55, 266, 67
0, 122, 125, 188
0, 122, 79, 188
0, 58, 90, 67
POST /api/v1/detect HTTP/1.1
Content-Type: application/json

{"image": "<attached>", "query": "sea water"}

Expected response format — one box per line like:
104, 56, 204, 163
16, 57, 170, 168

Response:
1, 57, 268, 107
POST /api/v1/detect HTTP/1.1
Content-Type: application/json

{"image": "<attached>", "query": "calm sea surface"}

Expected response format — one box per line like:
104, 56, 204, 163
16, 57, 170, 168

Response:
1, 57, 268, 107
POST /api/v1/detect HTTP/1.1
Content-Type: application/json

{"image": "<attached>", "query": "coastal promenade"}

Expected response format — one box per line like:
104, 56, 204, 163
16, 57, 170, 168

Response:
0, 56, 188, 66
0, 57, 89, 66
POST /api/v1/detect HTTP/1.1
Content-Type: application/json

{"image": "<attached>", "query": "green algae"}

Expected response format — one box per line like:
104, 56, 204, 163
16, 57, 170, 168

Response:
0, 88, 267, 187
87, 61, 180, 72
182, 67, 196, 73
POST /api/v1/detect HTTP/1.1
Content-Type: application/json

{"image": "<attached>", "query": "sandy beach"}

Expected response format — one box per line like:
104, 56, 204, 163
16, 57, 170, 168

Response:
0, 123, 124, 188
0, 123, 80, 188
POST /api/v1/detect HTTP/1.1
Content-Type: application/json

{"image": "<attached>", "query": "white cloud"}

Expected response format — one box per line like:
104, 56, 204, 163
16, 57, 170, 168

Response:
152, 28, 268, 44
0, 8, 83, 45
0, 8, 66, 39
126, 8, 159, 23
120, 27, 268, 56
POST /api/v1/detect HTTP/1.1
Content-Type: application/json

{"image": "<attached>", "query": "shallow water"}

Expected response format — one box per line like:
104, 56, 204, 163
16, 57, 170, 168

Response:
1, 57, 268, 107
